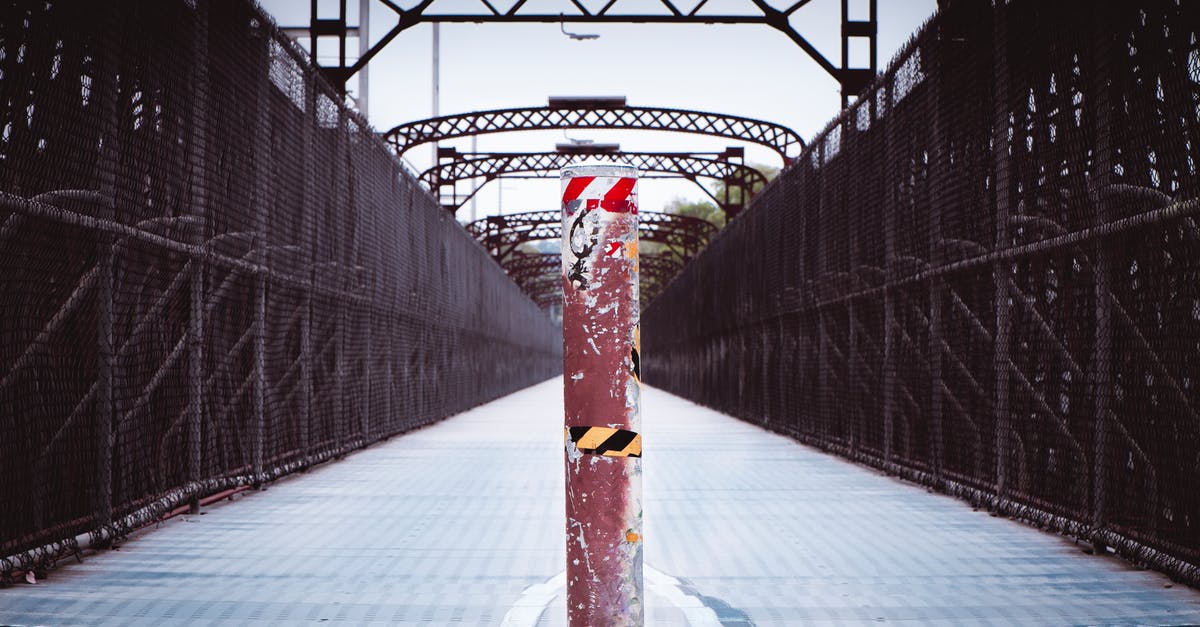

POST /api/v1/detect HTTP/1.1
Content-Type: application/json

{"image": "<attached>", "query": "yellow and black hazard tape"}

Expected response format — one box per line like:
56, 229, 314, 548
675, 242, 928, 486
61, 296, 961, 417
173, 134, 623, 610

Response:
566, 426, 642, 458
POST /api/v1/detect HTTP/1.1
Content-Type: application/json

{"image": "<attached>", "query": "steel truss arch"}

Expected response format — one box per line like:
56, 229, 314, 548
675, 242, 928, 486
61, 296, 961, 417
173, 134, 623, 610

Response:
423, 152, 768, 216
466, 210, 718, 308
384, 105, 805, 163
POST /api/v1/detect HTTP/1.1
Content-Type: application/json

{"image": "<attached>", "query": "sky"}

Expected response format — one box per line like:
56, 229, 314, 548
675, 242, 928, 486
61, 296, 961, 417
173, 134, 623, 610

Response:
258, 0, 937, 223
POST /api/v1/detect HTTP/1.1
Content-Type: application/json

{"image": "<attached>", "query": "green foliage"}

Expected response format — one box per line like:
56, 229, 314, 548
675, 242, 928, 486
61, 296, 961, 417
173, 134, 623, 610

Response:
660, 162, 779, 230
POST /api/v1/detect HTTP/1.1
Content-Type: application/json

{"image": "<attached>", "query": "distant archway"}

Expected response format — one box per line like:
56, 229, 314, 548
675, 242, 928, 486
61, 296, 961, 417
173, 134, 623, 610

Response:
423, 150, 768, 216
385, 100, 805, 164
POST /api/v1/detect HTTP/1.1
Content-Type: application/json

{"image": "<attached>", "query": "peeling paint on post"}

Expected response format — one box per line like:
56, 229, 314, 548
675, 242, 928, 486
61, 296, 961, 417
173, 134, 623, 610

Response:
561, 162, 643, 626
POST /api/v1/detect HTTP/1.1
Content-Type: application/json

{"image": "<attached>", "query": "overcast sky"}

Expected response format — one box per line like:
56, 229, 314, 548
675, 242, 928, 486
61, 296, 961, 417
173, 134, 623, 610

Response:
258, 0, 937, 222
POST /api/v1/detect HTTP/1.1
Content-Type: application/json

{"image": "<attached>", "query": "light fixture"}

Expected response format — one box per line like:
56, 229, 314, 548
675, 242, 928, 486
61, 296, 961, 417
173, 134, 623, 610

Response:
560, 14, 600, 40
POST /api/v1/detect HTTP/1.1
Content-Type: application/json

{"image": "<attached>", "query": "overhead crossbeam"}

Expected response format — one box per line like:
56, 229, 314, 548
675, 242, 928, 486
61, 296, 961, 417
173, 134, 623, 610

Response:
295, 0, 878, 106
384, 104, 805, 163
423, 151, 768, 216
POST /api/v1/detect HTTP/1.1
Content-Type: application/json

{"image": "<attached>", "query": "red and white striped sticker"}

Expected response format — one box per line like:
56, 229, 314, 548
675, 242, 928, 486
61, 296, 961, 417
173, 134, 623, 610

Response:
561, 168, 640, 290
562, 176, 638, 214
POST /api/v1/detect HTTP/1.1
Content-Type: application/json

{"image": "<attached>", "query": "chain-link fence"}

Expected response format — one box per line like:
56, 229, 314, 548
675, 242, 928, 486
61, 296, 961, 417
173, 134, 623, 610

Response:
645, 0, 1200, 586
0, 0, 561, 578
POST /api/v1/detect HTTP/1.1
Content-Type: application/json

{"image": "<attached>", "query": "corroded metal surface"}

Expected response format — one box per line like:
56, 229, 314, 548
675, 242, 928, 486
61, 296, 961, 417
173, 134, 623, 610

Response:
561, 163, 643, 625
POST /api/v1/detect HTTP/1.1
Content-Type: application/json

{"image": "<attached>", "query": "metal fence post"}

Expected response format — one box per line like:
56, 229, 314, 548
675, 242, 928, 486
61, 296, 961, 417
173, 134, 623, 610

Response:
186, 0, 211, 514
561, 162, 643, 626
927, 29, 948, 481
1088, 2, 1117, 551
990, 4, 1014, 498
93, 3, 122, 529
882, 85, 898, 462
299, 66, 316, 467
96, 217, 115, 527
363, 299, 373, 445
188, 229, 206, 514
250, 16, 274, 486
253, 254, 266, 482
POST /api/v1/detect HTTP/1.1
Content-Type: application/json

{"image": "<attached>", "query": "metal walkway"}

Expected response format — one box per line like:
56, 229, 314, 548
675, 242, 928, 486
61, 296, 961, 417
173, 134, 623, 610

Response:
2, 379, 1199, 626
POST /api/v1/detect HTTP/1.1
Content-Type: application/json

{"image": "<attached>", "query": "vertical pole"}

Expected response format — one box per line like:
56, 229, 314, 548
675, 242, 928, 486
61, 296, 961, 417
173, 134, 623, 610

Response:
840, 0, 850, 109
93, 2, 122, 528
358, 0, 370, 118
1091, 203, 1112, 551
334, 108, 349, 451
251, 19, 272, 486
363, 302, 372, 445
1088, 1, 1116, 552
299, 58, 316, 467
881, 79, 897, 463
301, 280, 313, 465
561, 162, 643, 626
470, 134, 478, 222
335, 269, 346, 449
868, 0, 877, 77
815, 144, 830, 442
187, 157, 206, 515
187, 0, 211, 515
927, 26, 947, 482
847, 300, 858, 453
991, 3, 1013, 499
97, 221, 114, 526
430, 23, 440, 168
253, 255, 266, 481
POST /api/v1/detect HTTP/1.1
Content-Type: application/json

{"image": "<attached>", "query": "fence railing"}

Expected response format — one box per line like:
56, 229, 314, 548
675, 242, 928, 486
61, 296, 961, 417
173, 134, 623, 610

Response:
644, 0, 1200, 587
0, 0, 561, 577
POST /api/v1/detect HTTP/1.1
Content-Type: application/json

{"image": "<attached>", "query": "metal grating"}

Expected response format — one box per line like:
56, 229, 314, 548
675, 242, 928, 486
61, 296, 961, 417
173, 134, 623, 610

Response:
0, 0, 560, 578
643, 0, 1200, 587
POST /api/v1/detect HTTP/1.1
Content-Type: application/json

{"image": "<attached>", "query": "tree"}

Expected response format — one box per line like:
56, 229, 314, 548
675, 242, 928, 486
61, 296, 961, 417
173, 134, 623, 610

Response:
662, 162, 779, 229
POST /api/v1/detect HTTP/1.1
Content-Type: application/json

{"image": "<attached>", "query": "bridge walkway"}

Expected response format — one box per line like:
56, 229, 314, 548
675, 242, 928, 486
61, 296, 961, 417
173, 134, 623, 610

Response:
2, 380, 1199, 626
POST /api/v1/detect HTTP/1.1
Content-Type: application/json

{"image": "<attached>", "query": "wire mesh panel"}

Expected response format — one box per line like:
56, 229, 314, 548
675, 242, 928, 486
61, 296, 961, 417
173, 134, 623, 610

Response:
644, 0, 1200, 586
0, 0, 561, 577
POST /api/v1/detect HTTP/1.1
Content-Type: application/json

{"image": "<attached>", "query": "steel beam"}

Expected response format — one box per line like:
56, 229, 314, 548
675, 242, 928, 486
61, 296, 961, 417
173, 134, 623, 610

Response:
423, 151, 768, 216
386, 104, 805, 163
295, 0, 875, 104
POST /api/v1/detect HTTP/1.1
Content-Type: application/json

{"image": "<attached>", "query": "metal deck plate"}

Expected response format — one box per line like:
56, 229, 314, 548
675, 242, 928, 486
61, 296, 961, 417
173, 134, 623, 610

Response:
2, 379, 1198, 625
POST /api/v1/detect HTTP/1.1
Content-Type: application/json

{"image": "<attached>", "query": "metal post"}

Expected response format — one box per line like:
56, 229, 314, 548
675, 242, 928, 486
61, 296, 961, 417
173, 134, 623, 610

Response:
358, 0, 370, 118
430, 23, 439, 167
362, 303, 372, 444
1088, 1, 1116, 551
927, 31, 948, 481
881, 81, 897, 462
301, 280, 313, 464
470, 135, 478, 222
253, 255, 266, 482
251, 20, 272, 486
335, 269, 346, 449
299, 62, 316, 466
188, 236, 204, 516
187, 0, 212, 514
815, 144, 830, 442
93, 3, 122, 528
561, 162, 643, 626
991, 4, 1013, 498
97, 224, 115, 526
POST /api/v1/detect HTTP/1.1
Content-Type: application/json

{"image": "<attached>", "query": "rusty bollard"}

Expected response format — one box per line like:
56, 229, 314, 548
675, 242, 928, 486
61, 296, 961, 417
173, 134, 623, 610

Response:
561, 162, 643, 626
